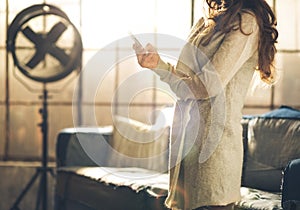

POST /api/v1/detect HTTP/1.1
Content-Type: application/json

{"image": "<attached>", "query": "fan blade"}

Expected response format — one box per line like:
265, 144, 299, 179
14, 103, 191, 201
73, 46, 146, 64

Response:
47, 22, 67, 43
22, 26, 41, 44
48, 46, 70, 66
26, 50, 45, 69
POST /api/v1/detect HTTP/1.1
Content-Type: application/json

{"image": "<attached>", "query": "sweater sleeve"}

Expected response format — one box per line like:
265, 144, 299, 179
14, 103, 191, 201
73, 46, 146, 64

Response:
153, 13, 259, 100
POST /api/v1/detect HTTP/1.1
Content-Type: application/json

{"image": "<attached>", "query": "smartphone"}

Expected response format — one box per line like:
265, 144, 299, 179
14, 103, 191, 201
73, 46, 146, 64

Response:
129, 32, 144, 51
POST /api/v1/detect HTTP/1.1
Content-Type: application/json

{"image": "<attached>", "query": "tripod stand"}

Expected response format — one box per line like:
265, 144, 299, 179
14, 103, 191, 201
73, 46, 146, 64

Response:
10, 85, 55, 210
6, 4, 83, 210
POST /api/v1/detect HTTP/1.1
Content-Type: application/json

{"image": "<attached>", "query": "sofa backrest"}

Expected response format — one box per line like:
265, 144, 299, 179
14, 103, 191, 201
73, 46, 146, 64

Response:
56, 126, 113, 168
242, 106, 300, 192
56, 107, 174, 173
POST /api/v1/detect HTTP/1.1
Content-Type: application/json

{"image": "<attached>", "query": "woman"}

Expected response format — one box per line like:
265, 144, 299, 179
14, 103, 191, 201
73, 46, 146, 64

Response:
133, 0, 278, 209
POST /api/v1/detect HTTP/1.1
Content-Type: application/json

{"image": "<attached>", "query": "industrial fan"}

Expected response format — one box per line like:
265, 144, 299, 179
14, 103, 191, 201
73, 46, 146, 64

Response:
6, 4, 82, 210
7, 3, 82, 83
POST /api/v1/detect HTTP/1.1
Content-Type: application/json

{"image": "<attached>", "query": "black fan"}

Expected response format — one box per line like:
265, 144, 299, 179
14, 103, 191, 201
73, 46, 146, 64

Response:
7, 4, 82, 83
7, 4, 82, 210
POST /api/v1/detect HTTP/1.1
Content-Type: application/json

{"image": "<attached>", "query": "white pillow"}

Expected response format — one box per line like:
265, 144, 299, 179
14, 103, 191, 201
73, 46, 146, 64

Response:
107, 115, 170, 173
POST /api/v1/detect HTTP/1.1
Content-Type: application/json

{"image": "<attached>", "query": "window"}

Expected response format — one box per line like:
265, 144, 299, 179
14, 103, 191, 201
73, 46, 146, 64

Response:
0, 0, 191, 160
1, 0, 299, 161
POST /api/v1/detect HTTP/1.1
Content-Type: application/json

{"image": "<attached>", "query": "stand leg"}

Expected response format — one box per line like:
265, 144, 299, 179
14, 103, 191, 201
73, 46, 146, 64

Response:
35, 175, 42, 210
9, 85, 53, 210
9, 169, 40, 210
9, 167, 54, 210
42, 168, 48, 210
41, 87, 48, 210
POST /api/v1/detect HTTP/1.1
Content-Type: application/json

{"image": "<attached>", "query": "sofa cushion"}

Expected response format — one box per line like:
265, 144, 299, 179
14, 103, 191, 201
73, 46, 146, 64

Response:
55, 166, 169, 210
235, 187, 282, 210
55, 167, 283, 210
243, 106, 300, 192
107, 116, 170, 173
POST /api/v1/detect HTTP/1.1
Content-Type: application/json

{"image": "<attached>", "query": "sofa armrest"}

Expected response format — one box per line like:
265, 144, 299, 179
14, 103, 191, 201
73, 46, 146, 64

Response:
282, 158, 300, 210
56, 126, 113, 167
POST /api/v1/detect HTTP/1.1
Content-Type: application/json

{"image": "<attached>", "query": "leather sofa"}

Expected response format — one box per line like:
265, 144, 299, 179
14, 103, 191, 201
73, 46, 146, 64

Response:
54, 106, 300, 210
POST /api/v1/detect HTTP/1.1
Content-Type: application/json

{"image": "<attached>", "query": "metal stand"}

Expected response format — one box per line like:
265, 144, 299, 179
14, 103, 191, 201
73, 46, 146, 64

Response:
9, 85, 55, 210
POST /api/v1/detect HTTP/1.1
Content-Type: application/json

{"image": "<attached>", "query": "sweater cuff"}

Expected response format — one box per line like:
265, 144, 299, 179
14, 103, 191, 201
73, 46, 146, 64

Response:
155, 58, 171, 71
152, 58, 173, 79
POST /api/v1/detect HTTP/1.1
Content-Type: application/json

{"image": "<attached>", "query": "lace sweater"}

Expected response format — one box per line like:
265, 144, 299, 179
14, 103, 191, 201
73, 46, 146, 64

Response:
153, 11, 259, 209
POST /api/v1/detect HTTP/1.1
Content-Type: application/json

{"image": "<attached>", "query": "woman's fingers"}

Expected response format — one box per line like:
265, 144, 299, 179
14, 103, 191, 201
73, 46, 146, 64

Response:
133, 43, 160, 69
133, 43, 145, 54
145, 43, 156, 53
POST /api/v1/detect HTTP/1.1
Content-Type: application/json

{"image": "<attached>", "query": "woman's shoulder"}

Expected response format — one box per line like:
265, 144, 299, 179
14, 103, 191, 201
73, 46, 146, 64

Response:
240, 9, 257, 24
188, 17, 206, 40
239, 9, 259, 32
193, 17, 206, 29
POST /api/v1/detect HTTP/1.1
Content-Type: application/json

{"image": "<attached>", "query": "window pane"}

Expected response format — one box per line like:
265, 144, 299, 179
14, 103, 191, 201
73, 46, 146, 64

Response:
81, 0, 157, 49
274, 53, 300, 106
9, 105, 41, 158
0, 106, 5, 157
242, 108, 271, 116
0, 51, 5, 101
80, 104, 113, 126
0, 13, 5, 46
48, 105, 74, 158
82, 50, 117, 103
193, 0, 205, 24
156, 0, 191, 39
276, 0, 300, 50
244, 85, 272, 107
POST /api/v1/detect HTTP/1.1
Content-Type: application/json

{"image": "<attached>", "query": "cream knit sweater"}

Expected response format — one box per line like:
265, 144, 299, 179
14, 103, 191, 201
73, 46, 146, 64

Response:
153, 11, 259, 209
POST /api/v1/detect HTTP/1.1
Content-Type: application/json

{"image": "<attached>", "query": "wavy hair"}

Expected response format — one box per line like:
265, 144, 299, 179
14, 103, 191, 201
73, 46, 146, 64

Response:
202, 0, 278, 84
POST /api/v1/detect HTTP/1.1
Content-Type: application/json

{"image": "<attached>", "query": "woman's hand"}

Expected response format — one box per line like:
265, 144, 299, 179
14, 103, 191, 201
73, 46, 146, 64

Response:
133, 43, 160, 69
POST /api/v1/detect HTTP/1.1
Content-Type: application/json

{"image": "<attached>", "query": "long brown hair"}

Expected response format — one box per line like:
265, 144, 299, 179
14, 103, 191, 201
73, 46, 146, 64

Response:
203, 0, 278, 84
